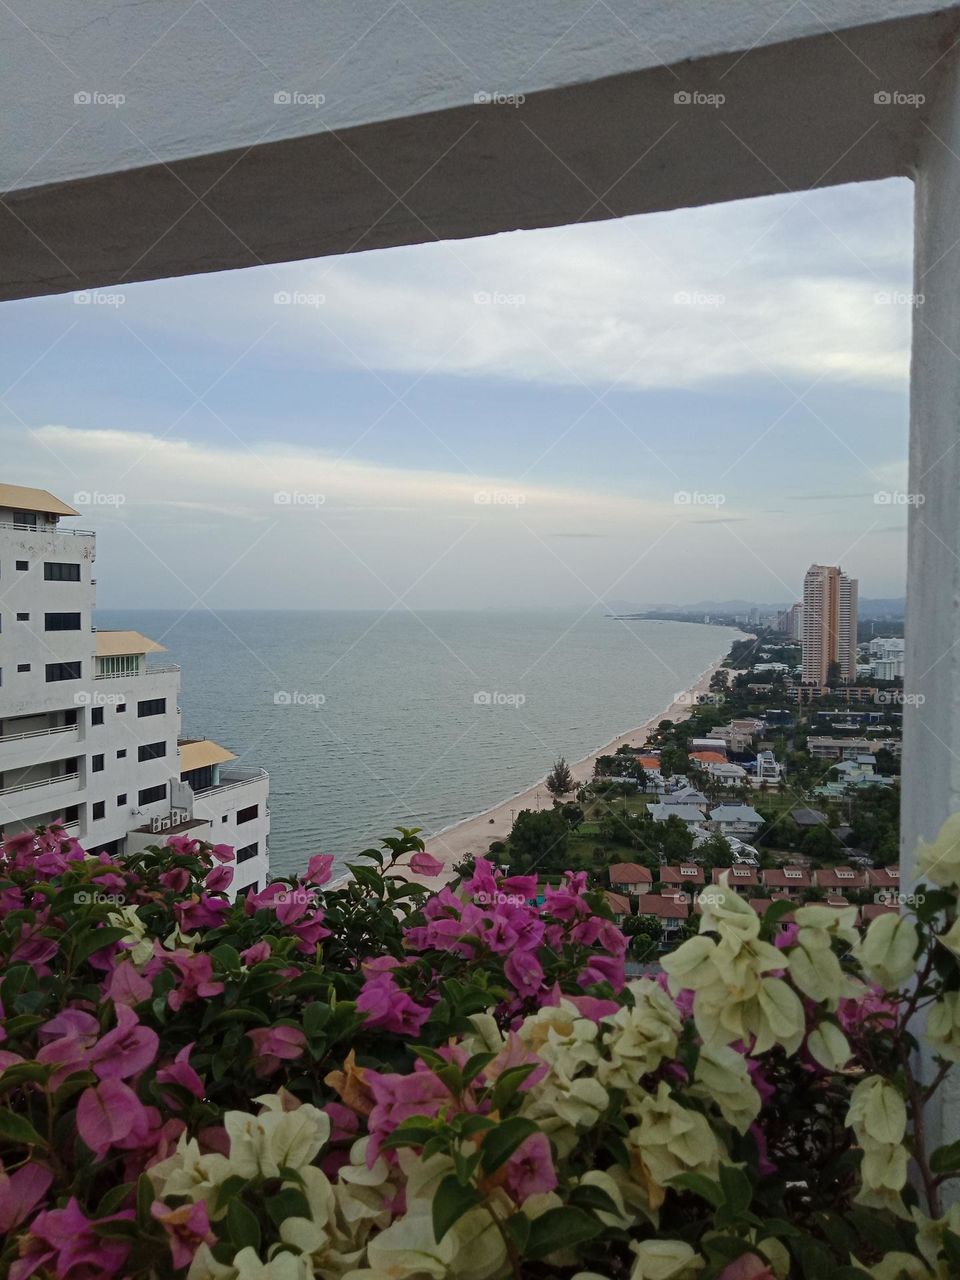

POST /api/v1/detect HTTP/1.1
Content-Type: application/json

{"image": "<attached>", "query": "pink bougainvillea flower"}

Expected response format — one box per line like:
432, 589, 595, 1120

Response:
38, 1009, 99, 1046
210, 843, 235, 864
10, 1198, 133, 1280
505, 1132, 557, 1201
166, 835, 201, 856
204, 864, 234, 893
288, 910, 332, 952
408, 850, 445, 878
305, 853, 335, 886
0, 1163, 53, 1233
36, 1034, 93, 1091
365, 1064, 453, 1161
240, 940, 271, 965
579, 952, 625, 992
156, 1042, 205, 1103
151, 1199, 215, 1268
719, 1254, 778, 1280
357, 973, 432, 1036
159, 866, 191, 894
10, 921, 59, 971
77, 1077, 150, 1156
246, 1025, 307, 1077
167, 952, 224, 1011
89, 1004, 159, 1080
543, 986, 620, 1022
504, 948, 545, 999
500, 873, 538, 899
175, 894, 230, 932
104, 960, 153, 1008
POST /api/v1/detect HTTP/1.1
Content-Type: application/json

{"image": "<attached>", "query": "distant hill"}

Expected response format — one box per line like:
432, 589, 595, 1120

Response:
605, 596, 906, 619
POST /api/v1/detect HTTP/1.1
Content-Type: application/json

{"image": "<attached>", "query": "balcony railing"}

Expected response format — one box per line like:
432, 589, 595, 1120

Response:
192, 767, 269, 799
0, 521, 94, 536
94, 664, 180, 680
0, 771, 80, 798
0, 724, 78, 746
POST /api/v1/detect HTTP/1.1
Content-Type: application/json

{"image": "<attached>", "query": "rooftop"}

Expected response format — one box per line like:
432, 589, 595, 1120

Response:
96, 630, 166, 658
0, 484, 79, 517
179, 739, 237, 773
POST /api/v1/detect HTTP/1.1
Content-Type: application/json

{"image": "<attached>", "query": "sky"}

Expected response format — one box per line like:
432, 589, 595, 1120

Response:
0, 175, 914, 611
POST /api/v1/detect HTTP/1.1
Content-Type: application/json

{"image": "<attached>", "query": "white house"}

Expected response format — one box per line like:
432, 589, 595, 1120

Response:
709, 804, 764, 839
0, 484, 270, 897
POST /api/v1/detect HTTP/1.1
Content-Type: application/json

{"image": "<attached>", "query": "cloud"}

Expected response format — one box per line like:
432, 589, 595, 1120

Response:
85, 179, 913, 395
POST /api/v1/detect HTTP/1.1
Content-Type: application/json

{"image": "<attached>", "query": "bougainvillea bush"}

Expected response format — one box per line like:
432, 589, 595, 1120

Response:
3, 821, 960, 1279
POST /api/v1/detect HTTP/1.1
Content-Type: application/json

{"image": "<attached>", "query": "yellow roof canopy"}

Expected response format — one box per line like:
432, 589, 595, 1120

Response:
179, 739, 237, 773
96, 630, 166, 657
0, 484, 79, 517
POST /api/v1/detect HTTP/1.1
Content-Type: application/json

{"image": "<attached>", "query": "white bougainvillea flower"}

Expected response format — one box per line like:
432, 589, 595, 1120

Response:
806, 1021, 853, 1072
629, 1237, 705, 1279
232, 1247, 312, 1280
853, 913, 921, 991
846, 1076, 910, 1215
700, 879, 763, 941
926, 990, 960, 1063
627, 1082, 724, 1207
599, 980, 682, 1088
148, 1134, 233, 1214
225, 1101, 330, 1180
916, 813, 960, 887
691, 1043, 762, 1133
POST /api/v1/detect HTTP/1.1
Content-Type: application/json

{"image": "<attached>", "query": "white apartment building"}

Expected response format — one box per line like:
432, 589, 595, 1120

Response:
0, 485, 270, 896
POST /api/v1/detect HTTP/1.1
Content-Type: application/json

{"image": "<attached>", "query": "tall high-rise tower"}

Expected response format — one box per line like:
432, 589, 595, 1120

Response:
801, 565, 858, 685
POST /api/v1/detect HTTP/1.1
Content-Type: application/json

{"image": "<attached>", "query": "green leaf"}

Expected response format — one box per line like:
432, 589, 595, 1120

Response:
670, 1171, 724, 1208
432, 1174, 480, 1243
136, 1173, 154, 1227
303, 1002, 331, 1038
215, 1175, 252, 1213
0, 1061, 53, 1092
226, 1199, 261, 1252
0, 1107, 45, 1146
759, 898, 796, 939
266, 1188, 311, 1226
211, 943, 242, 972
97, 1182, 134, 1217
490, 1063, 536, 1112
718, 1163, 753, 1215
505, 1212, 530, 1251
525, 1207, 602, 1259
92, 1219, 141, 1239
931, 1140, 960, 1174
462, 1052, 495, 1086
569, 1184, 620, 1217
480, 1117, 539, 1175
74, 926, 130, 964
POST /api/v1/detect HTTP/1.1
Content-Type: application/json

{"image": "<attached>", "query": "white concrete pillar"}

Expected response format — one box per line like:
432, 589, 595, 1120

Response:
906, 52, 960, 1153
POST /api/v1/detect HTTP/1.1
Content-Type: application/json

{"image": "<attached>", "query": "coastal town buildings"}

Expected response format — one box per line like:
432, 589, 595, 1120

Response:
0, 484, 270, 896
801, 564, 859, 685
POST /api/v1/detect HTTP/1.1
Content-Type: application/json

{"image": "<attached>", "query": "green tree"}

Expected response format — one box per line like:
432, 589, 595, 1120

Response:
508, 808, 570, 871
546, 756, 575, 797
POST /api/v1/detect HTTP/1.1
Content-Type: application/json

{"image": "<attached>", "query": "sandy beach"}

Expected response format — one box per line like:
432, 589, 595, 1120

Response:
418, 650, 732, 882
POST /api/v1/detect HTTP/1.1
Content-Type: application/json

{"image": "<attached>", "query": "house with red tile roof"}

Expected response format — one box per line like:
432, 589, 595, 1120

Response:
604, 891, 633, 920
635, 894, 690, 927
812, 866, 868, 891
761, 867, 811, 895
689, 750, 728, 766
862, 902, 900, 923
867, 867, 900, 892
711, 865, 759, 891
608, 862, 654, 895
660, 864, 705, 887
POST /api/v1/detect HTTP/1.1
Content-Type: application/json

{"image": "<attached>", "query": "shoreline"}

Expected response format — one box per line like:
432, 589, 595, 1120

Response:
413, 641, 740, 884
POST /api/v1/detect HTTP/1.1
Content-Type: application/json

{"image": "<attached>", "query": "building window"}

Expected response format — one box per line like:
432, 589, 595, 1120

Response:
237, 804, 259, 824
138, 741, 166, 762
137, 697, 166, 718
44, 562, 81, 582
117, 793, 127, 806
116, 702, 126, 713
45, 612, 81, 631
117, 748, 127, 759
45, 661, 81, 682
92, 801, 105, 820
91, 707, 104, 726
97, 656, 138, 677
17, 663, 29, 673
13, 511, 37, 529
138, 784, 167, 806
16, 613, 28, 621
236, 842, 258, 864
91, 754, 104, 773
15, 561, 27, 571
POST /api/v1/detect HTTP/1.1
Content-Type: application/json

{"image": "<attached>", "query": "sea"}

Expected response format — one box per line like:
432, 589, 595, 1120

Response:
93, 609, 740, 878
